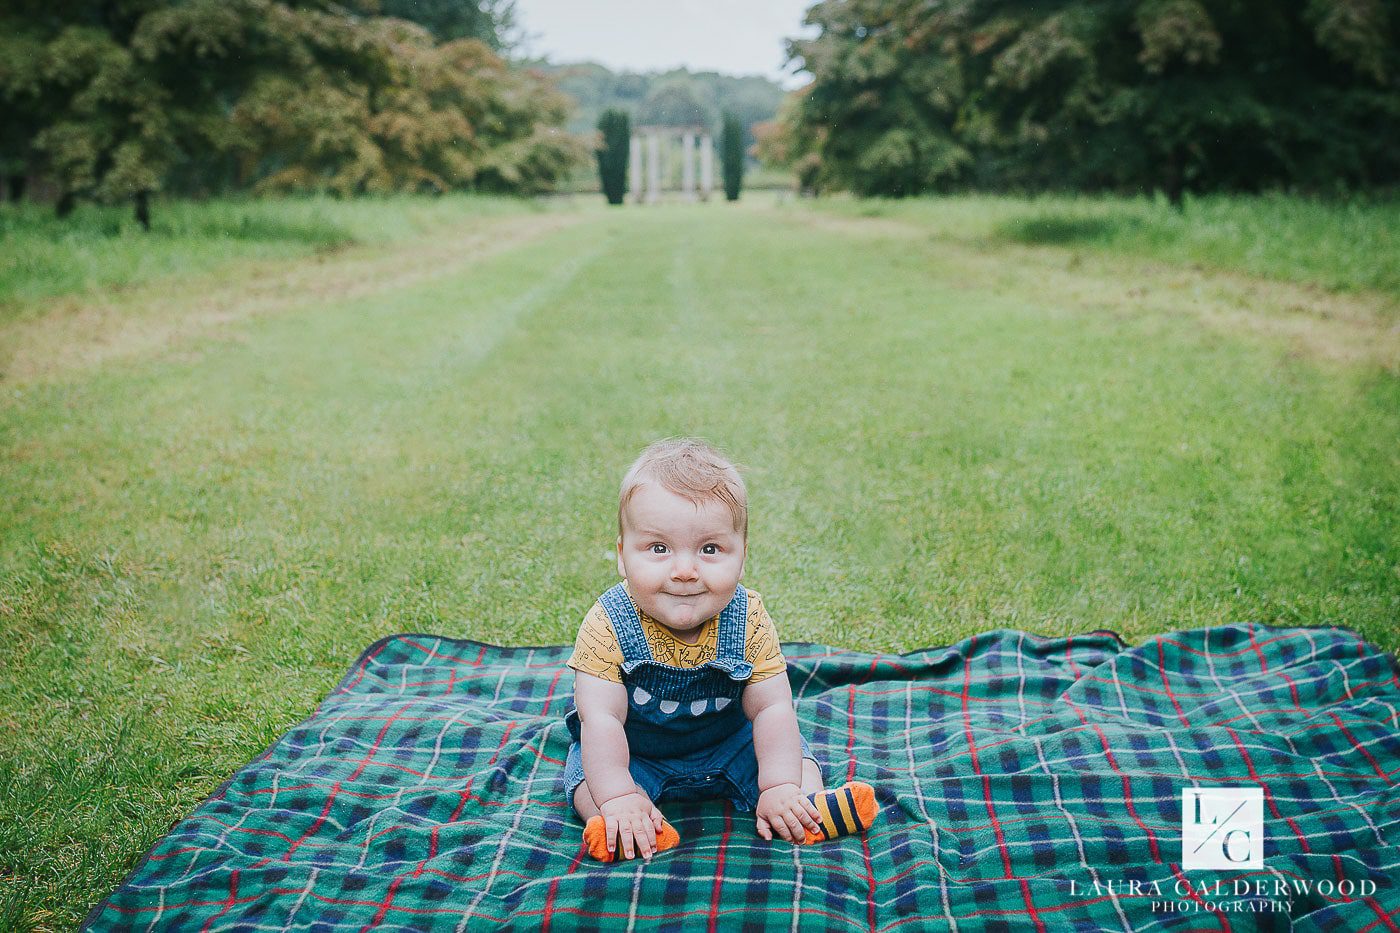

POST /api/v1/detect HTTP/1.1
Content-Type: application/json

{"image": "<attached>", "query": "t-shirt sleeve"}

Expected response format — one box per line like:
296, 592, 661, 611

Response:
567, 601, 625, 683
744, 590, 788, 683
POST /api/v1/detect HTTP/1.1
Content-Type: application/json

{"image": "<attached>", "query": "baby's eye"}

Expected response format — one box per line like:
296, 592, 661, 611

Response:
649, 543, 668, 554
701, 543, 719, 555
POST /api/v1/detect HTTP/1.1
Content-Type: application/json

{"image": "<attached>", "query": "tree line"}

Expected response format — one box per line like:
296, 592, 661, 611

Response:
0, 0, 587, 225
539, 62, 785, 154
759, 0, 1400, 202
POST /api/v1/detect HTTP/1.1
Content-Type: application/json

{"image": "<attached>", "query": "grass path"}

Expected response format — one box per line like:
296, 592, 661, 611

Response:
0, 206, 582, 383
1, 195, 1396, 928
793, 206, 1399, 372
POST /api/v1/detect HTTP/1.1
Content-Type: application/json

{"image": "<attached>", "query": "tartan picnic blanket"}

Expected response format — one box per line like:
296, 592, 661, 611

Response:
85, 623, 1400, 932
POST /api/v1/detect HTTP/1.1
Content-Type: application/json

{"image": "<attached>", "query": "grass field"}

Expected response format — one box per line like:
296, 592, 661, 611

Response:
1, 191, 1397, 929
0, 195, 536, 313
816, 191, 1400, 299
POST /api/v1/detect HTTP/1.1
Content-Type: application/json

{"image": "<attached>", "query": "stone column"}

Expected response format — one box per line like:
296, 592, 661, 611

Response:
660, 132, 670, 194
681, 131, 696, 200
629, 135, 643, 204
699, 134, 714, 201
646, 131, 661, 204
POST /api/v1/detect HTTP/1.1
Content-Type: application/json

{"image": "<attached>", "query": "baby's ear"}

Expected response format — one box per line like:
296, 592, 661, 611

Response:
616, 536, 626, 579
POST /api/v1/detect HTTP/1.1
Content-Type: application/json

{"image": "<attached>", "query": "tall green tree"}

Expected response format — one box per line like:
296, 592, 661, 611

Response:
1, 0, 586, 220
2, 0, 190, 223
596, 108, 629, 205
32, 26, 177, 225
232, 24, 585, 196
965, 0, 1400, 202
720, 111, 743, 201
134, 0, 389, 198
468, 60, 589, 195
787, 0, 970, 197
377, 0, 516, 49
782, 0, 1400, 199
0, 27, 54, 201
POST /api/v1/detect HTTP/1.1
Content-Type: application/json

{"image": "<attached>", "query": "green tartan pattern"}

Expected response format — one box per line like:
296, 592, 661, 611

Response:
85, 623, 1400, 931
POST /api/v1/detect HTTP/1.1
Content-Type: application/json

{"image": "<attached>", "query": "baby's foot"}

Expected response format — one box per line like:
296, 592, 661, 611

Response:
583, 815, 681, 862
802, 781, 879, 844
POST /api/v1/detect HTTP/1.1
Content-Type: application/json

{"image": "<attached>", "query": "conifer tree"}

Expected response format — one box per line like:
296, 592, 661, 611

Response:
720, 111, 743, 201
596, 108, 629, 205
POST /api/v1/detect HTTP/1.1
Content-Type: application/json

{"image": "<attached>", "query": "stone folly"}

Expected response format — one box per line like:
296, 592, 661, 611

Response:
629, 125, 714, 204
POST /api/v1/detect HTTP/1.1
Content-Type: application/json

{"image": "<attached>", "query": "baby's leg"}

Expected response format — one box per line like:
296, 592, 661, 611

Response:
571, 778, 605, 822
802, 778, 880, 844
574, 780, 680, 862
796, 755, 877, 845
574, 778, 666, 819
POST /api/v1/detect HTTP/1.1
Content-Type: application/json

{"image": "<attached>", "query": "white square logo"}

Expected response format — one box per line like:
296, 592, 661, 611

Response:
1182, 787, 1264, 869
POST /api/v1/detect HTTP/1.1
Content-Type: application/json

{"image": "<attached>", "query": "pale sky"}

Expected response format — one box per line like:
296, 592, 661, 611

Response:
513, 0, 818, 88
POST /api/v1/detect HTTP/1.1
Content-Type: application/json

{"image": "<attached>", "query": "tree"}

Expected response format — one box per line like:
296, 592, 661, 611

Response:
639, 80, 712, 128
752, 87, 825, 195
232, 26, 586, 196
33, 26, 178, 226
780, 0, 1400, 199
720, 111, 743, 201
2, 0, 586, 219
961, 0, 1400, 203
596, 108, 629, 205
785, 0, 971, 197
463, 58, 590, 195
378, 0, 517, 50
538, 63, 786, 145
0, 27, 53, 202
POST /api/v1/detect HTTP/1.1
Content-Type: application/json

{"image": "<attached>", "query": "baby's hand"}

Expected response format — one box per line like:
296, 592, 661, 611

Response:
597, 792, 666, 860
755, 783, 821, 843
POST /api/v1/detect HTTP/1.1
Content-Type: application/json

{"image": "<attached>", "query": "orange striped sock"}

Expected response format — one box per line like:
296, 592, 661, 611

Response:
802, 781, 879, 844
583, 815, 681, 862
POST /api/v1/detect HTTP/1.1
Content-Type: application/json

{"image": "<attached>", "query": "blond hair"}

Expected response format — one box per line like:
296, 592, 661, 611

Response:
618, 438, 748, 538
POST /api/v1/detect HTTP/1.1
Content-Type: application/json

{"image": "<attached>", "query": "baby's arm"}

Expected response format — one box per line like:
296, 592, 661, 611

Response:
743, 674, 821, 842
573, 671, 666, 859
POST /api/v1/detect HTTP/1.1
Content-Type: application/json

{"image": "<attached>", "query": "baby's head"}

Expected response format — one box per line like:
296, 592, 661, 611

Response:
616, 438, 747, 634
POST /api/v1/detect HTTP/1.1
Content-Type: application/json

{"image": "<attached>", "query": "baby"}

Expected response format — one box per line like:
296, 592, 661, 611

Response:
562, 438, 878, 861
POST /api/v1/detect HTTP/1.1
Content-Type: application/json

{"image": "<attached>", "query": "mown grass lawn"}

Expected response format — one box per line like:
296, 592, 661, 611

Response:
1, 192, 1396, 929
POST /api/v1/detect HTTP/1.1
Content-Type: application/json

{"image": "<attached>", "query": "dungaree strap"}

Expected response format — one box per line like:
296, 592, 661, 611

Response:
602, 582, 753, 677
598, 582, 651, 663
715, 585, 748, 665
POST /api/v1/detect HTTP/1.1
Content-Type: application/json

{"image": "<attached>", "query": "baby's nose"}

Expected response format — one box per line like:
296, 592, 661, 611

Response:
671, 558, 699, 580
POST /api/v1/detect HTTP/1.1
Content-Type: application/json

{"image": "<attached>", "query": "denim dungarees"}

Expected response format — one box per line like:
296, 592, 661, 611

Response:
562, 583, 818, 813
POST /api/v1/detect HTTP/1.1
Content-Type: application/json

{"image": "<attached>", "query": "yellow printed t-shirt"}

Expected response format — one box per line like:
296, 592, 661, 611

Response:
567, 585, 787, 684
